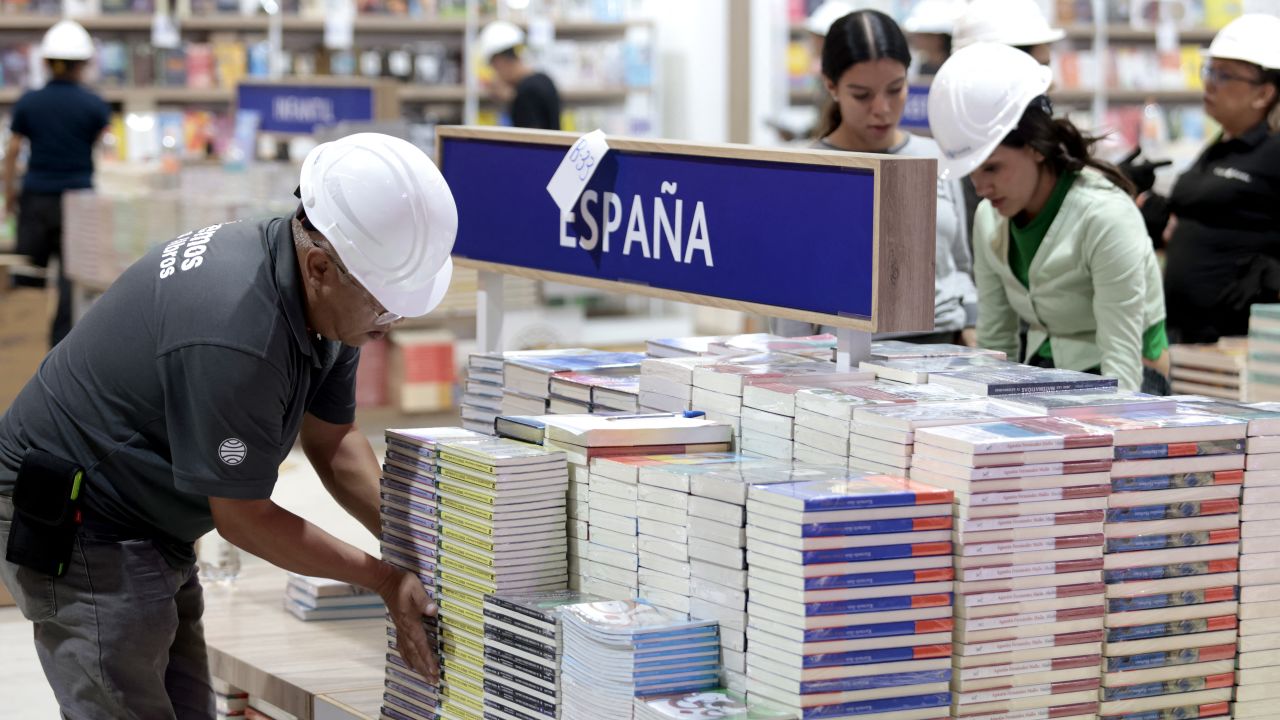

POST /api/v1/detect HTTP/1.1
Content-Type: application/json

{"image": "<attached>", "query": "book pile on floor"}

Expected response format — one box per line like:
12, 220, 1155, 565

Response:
1249, 304, 1280, 401
283, 573, 383, 621
480, 589, 604, 720
739, 373, 875, 462
912, 417, 1114, 720
744, 471, 955, 720
559, 599, 722, 719
850, 399, 1040, 482
633, 687, 796, 719
380, 427, 488, 720
213, 677, 248, 720
1170, 340, 1249, 400
433, 437, 570, 720
1074, 407, 1247, 720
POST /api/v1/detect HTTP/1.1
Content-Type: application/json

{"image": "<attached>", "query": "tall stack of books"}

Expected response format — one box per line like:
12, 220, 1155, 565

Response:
503, 350, 644, 416
283, 573, 383, 621
433, 437, 570, 720
1073, 409, 1247, 720
796, 383, 984, 471
1170, 340, 1249, 400
911, 417, 1115, 720
1249, 305, 1280, 401
381, 427, 488, 720
744, 472, 955, 720
480, 590, 604, 720
851, 399, 1040, 481
580, 453, 641, 600
739, 374, 875, 462
463, 354, 505, 433
927, 366, 1118, 396
559, 600, 721, 718
633, 688, 796, 720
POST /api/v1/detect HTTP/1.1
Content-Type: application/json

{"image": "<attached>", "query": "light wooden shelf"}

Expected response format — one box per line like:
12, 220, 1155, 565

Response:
0, 13, 640, 34
1062, 23, 1218, 43
397, 85, 468, 102
1051, 88, 1203, 104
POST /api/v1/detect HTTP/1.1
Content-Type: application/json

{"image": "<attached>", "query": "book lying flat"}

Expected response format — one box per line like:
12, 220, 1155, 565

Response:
929, 367, 1118, 396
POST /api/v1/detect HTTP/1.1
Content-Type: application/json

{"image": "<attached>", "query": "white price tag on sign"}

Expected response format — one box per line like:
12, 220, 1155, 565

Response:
546, 129, 610, 214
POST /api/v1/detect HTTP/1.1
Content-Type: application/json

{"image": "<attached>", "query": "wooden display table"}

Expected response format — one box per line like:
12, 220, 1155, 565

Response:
201, 560, 385, 720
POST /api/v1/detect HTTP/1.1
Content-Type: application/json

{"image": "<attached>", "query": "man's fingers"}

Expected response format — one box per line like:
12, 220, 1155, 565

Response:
1150, 159, 1173, 169
1121, 147, 1141, 165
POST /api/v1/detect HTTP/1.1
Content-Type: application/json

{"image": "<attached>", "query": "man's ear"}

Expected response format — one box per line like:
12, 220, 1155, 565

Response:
301, 245, 332, 288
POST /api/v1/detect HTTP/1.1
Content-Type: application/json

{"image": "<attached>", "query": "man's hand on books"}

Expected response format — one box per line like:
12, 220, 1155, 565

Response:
380, 565, 440, 682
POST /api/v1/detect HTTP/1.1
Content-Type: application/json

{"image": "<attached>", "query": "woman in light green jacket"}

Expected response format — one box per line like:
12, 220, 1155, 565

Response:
927, 42, 1169, 393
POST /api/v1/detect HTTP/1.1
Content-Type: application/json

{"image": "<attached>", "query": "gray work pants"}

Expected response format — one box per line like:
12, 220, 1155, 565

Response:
0, 495, 215, 719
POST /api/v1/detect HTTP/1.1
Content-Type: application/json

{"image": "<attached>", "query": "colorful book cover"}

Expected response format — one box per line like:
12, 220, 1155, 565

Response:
1103, 558, 1238, 584
798, 516, 953, 537
859, 355, 1019, 382
1104, 616, 1237, 644
1113, 439, 1244, 461
504, 349, 642, 375
749, 475, 953, 510
797, 668, 951, 695
1105, 529, 1239, 553
1104, 644, 1237, 673
1105, 499, 1239, 523
914, 416, 1113, 454
930, 367, 1119, 396
1100, 672, 1233, 701
802, 645, 951, 669
1106, 587, 1237, 613
802, 593, 952, 617
1110, 470, 1243, 493
793, 543, 952, 565
795, 618, 954, 644
797, 568, 954, 591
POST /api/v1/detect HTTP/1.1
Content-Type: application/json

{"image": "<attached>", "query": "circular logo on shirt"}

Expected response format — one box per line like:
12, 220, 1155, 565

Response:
219, 438, 247, 466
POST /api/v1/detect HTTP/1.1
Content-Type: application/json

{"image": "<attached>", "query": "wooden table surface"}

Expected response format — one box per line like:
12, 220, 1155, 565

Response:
201, 561, 386, 720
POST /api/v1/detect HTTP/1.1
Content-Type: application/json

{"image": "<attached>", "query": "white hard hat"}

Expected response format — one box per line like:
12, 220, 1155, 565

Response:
953, 0, 1065, 50
1203, 13, 1280, 71
478, 21, 525, 60
299, 133, 458, 318
928, 42, 1054, 180
903, 0, 965, 34
806, 1, 854, 36
40, 19, 94, 61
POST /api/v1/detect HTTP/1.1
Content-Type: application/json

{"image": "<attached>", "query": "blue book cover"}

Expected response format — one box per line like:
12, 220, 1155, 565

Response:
799, 516, 951, 537
382, 462, 433, 486
383, 519, 439, 545
1106, 587, 1236, 613
1105, 617, 1226, 643
800, 619, 952, 643
1105, 530, 1224, 553
802, 568, 953, 591
802, 645, 948, 668
506, 351, 644, 374
804, 593, 952, 617
386, 448, 438, 473
380, 505, 440, 532
386, 439, 436, 461
382, 533, 438, 559
751, 476, 951, 511
1105, 646, 1233, 672
1105, 500, 1232, 523
1114, 439, 1244, 460
382, 477, 438, 502
798, 669, 951, 695
380, 492, 437, 519
798, 692, 951, 719
1104, 560, 1227, 584
799, 542, 951, 565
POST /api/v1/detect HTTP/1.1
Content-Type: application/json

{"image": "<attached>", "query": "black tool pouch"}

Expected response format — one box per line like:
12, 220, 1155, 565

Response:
5, 450, 84, 577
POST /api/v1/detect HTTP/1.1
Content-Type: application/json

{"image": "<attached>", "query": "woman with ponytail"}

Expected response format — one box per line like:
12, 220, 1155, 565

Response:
773, 9, 977, 345
928, 42, 1169, 393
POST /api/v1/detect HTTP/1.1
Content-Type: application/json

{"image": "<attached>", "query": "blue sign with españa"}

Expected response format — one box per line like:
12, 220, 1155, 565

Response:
437, 128, 936, 331
237, 83, 377, 134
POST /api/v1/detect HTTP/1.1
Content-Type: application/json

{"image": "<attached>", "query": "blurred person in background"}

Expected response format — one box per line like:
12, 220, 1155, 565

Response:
951, 0, 1065, 66
2, 19, 110, 347
1139, 14, 1280, 343
478, 20, 562, 130
930, 43, 1170, 393
902, 0, 965, 77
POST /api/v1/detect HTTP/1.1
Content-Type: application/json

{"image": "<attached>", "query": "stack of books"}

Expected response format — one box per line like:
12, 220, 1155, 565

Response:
1170, 340, 1249, 400
739, 374, 875, 461
1249, 305, 1280, 402
858, 355, 1021, 384
433, 437, 570, 720
927, 366, 1118, 396
580, 453, 642, 600
213, 677, 248, 720
639, 355, 725, 415
1073, 409, 1247, 720
463, 354, 506, 433
503, 350, 644, 416
283, 573, 383, 621
380, 427, 487, 720
691, 354, 847, 443
850, 399, 1040, 481
633, 688, 796, 719
559, 600, 721, 719
1004, 391, 1176, 418
645, 333, 772, 358
481, 590, 604, 720
744, 472, 955, 720
548, 366, 641, 414
789, 384, 944, 467
912, 417, 1115, 720
866, 342, 1007, 362
711, 333, 838, 362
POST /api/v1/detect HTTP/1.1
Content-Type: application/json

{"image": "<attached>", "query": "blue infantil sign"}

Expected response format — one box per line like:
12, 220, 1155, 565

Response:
437, 128, 936, 332
237, 84, 377, 134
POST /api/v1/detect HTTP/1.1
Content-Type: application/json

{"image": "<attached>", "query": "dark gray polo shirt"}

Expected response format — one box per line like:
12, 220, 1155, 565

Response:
0, 216, 359, 561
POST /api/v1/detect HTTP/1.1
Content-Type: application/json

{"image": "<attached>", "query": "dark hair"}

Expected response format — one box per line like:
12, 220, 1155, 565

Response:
45, 58, 84, 80
817, 10, 912, 138
492, 47, 518, 63
1000, 97, 1137, 197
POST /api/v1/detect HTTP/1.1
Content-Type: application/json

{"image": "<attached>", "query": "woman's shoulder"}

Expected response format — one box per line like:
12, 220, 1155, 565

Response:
892, 133, 944, 160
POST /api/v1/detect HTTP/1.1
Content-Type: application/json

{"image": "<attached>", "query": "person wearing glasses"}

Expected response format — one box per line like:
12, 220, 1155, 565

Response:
1145, 14, 1280, 343
0, 133, 454, 716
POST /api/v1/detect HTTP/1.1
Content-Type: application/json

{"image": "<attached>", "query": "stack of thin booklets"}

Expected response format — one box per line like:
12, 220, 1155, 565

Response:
463, 354, 506, 433
502, 350, 644, 417
433, 437, 570, 720
559, 599, 722, 720
380, 427, 488, 720
789, 383, 977, 468
1170, 400, 1280, 719
481, 589, 605, 720
633, 688, 796, 719
1249, 304, 1280, 401
1170, 340, 1249, 400
912, 417, 1115, 720
1072, 408, 1248, 720
926, 366, 1118, 396
739, 374, 875, 462
744, 472, 955, 720
283, 573, 383, 621
850, 399, 1040, 482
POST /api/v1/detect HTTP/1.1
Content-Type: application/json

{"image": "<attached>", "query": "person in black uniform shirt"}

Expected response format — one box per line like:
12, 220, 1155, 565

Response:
2, 19, 110, 347
478, 20, 562, 130
1144, 14, 1280, 343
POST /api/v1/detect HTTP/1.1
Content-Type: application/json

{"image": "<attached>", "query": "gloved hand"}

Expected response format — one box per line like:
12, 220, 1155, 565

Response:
1118, 147, 1172, 195
1216, 255, 1280, 312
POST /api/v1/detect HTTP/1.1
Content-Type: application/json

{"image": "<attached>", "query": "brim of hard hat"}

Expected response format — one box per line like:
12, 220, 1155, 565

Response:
376, 256, 454, 318
1200, 47, 1280, 70
955, 27, 1066, 50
